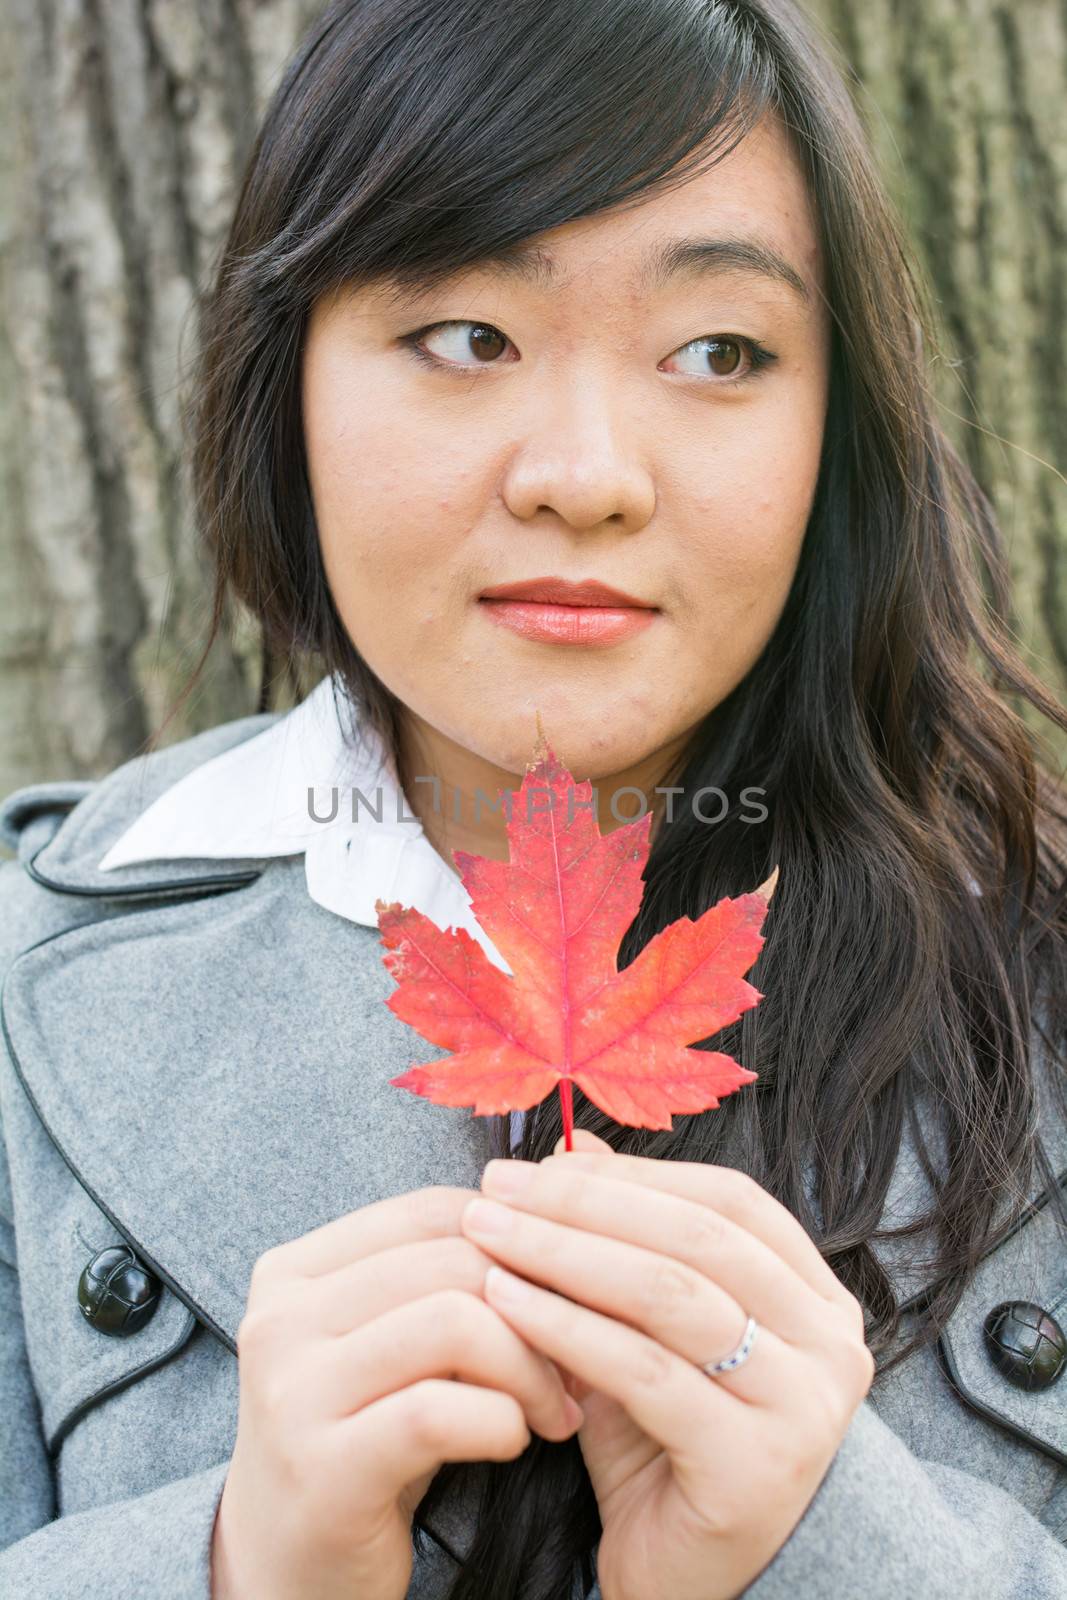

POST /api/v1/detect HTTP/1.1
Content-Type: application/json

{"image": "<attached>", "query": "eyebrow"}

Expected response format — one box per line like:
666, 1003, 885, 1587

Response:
437, 233, 813, 307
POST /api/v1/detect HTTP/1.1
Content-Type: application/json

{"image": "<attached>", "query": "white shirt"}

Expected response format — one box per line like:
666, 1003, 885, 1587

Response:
97, 672, 526, 1151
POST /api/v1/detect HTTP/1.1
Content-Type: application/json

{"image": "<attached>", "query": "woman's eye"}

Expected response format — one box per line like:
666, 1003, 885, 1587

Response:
661, 335, 777, 385
403, 320, 514, 368
400, 321, 777, 385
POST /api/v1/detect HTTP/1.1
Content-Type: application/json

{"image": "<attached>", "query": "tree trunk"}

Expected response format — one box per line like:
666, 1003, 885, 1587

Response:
810, 0, 1067, 763
1, 0, 1064, 801
0, 0, 323, 800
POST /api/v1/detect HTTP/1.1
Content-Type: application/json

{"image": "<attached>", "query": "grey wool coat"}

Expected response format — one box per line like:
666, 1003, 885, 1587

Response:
3, 710, 1067, 1599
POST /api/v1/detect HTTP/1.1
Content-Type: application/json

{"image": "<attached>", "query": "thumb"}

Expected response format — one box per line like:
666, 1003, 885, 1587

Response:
553, 1128, 614, 1156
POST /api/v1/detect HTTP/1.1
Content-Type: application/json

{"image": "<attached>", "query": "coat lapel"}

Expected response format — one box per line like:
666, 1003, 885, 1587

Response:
2, 855, 502, 1357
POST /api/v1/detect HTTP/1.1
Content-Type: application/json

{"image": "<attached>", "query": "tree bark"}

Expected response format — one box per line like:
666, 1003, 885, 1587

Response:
0, 0, 323, 799
1, 0, 1064, 800
810, 0, 1067, 762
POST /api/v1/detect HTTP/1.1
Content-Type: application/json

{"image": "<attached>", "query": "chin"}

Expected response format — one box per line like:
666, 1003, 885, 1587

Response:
511, 732, 651, 786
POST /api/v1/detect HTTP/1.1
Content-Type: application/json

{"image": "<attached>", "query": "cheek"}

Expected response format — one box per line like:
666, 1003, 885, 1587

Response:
679, 407, 819, 622
304, 389, 484, 610
299, 335, 491, 690
305, 337, 487, 531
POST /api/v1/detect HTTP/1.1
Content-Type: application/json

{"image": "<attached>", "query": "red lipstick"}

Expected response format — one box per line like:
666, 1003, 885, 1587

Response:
477, 575, 659, 647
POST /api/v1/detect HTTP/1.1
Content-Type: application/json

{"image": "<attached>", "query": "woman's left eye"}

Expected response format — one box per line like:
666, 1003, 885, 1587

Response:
400, 321, 778, 385
663, 334, 778, 384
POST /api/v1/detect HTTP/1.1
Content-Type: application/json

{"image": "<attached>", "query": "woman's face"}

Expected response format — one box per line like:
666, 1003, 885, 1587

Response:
302, 112, 831, 793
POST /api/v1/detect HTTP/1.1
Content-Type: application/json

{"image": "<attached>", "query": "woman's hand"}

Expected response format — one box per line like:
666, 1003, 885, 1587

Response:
212, 1184, 583, 1600
459, 1129, 874, 1600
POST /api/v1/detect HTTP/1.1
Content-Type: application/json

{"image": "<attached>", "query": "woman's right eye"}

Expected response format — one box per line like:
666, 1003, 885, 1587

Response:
401, 320, 515, 371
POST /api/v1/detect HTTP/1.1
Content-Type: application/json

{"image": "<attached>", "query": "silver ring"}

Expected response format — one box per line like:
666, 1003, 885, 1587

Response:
700, 1313, 759, 1377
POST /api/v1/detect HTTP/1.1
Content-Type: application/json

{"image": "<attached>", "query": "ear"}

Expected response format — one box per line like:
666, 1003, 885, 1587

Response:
552, 1128, 614, 1156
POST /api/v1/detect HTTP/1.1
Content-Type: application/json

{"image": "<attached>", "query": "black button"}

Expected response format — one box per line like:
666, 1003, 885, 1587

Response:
983, 1300, 1067, 1391
78, 1244, 162, 1336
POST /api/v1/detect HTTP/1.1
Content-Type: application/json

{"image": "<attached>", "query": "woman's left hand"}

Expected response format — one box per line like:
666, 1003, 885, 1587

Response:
460, 1129, 875, 1600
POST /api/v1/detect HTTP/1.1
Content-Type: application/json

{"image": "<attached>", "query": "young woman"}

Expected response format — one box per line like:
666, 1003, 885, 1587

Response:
3, 0, 1067, 1596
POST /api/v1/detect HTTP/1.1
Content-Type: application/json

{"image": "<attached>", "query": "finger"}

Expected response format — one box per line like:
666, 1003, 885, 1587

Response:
298, 1234, 574, 1414
302, 1233, 508, 1334
476, 1164, 830, 1346
541, 1152, 850, 1308
281, 1222, 575, 1401
269, 1186, 480, 1279
461, 1195, 796, 1400
553, 1129, 614, 1156
330, 1379, 533, 1514
480, 1262, 774, 1484
303, 1285, 581, 1443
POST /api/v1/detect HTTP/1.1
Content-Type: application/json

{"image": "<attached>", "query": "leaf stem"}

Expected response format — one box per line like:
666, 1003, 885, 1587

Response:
558, 1078, 574, 1151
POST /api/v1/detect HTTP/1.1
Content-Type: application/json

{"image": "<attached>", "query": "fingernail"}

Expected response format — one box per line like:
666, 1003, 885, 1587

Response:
485, 1264, 532, 1303
465, 1198, 515, 1235
483, 1159, 536, 1196
563, 1395, 585, 1430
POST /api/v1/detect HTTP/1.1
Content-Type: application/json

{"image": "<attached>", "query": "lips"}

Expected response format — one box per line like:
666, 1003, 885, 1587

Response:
476, 576, 659, 647
478, 576, 655, 608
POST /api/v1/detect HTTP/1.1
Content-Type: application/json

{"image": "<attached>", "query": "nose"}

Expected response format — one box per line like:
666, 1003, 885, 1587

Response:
500, 379, 656, 535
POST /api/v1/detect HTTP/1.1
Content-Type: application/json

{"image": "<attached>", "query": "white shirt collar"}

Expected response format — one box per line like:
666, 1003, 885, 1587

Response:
97, 673, 523, 1147
96, 671, 513, 976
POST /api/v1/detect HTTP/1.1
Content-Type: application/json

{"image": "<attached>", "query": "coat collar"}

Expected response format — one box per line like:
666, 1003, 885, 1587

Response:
2, 860, 505, 1353
39, 670, 512, 972
5, 676, 523, 1357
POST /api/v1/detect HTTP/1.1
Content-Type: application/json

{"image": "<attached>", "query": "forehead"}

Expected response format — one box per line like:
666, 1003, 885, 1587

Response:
520, 116, 821, 295
318, 112, 827, 336
364, 113, 825, 318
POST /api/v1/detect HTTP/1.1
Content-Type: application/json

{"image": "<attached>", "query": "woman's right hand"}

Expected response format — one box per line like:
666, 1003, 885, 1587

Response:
210, 1182, 584, 1600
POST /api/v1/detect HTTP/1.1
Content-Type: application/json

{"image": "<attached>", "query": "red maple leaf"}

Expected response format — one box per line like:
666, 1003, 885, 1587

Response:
375, 726, 777, 1146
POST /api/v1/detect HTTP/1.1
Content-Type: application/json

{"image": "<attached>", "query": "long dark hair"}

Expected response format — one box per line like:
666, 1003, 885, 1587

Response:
167, 0, 1067, 1594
